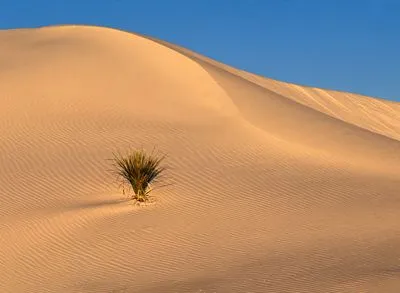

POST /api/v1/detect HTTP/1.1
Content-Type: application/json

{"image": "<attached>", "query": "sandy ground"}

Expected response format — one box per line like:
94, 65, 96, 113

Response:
0, 25, 399, 293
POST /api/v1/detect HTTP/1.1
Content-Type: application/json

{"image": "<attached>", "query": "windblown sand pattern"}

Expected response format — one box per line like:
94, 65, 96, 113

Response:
0, 25, 399, 293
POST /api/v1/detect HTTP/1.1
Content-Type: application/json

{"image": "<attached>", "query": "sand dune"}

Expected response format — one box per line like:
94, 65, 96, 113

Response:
0, 25, 399, 293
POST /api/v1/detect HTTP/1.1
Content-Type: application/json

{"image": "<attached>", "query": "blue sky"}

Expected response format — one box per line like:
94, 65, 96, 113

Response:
1, 0, 399, 101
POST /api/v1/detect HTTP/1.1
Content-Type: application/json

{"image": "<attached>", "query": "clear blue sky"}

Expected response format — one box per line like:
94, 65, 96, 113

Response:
1, 0, 399, 101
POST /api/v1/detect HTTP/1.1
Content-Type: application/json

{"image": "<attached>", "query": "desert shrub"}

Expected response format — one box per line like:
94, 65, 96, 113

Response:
113, 148, 166, 202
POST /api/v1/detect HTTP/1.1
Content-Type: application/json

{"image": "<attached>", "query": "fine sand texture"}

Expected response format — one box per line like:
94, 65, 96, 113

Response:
0, 25, 399, 293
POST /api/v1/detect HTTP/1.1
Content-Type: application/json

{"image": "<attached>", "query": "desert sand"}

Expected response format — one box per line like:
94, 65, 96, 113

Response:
0, 25, 399, 293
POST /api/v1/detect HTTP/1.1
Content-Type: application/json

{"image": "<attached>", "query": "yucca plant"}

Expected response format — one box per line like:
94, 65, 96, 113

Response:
113, 148, 166, 202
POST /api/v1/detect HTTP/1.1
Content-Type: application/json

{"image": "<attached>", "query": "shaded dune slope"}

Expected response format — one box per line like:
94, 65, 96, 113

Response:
0, 26, 399, 293
151, 36, 400, 142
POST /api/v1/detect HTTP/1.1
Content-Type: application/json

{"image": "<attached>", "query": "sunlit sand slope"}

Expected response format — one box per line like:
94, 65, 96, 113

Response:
0, 25, 399, 293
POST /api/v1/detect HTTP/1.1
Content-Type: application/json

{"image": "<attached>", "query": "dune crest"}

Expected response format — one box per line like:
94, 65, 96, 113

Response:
0, 25, 399, 293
